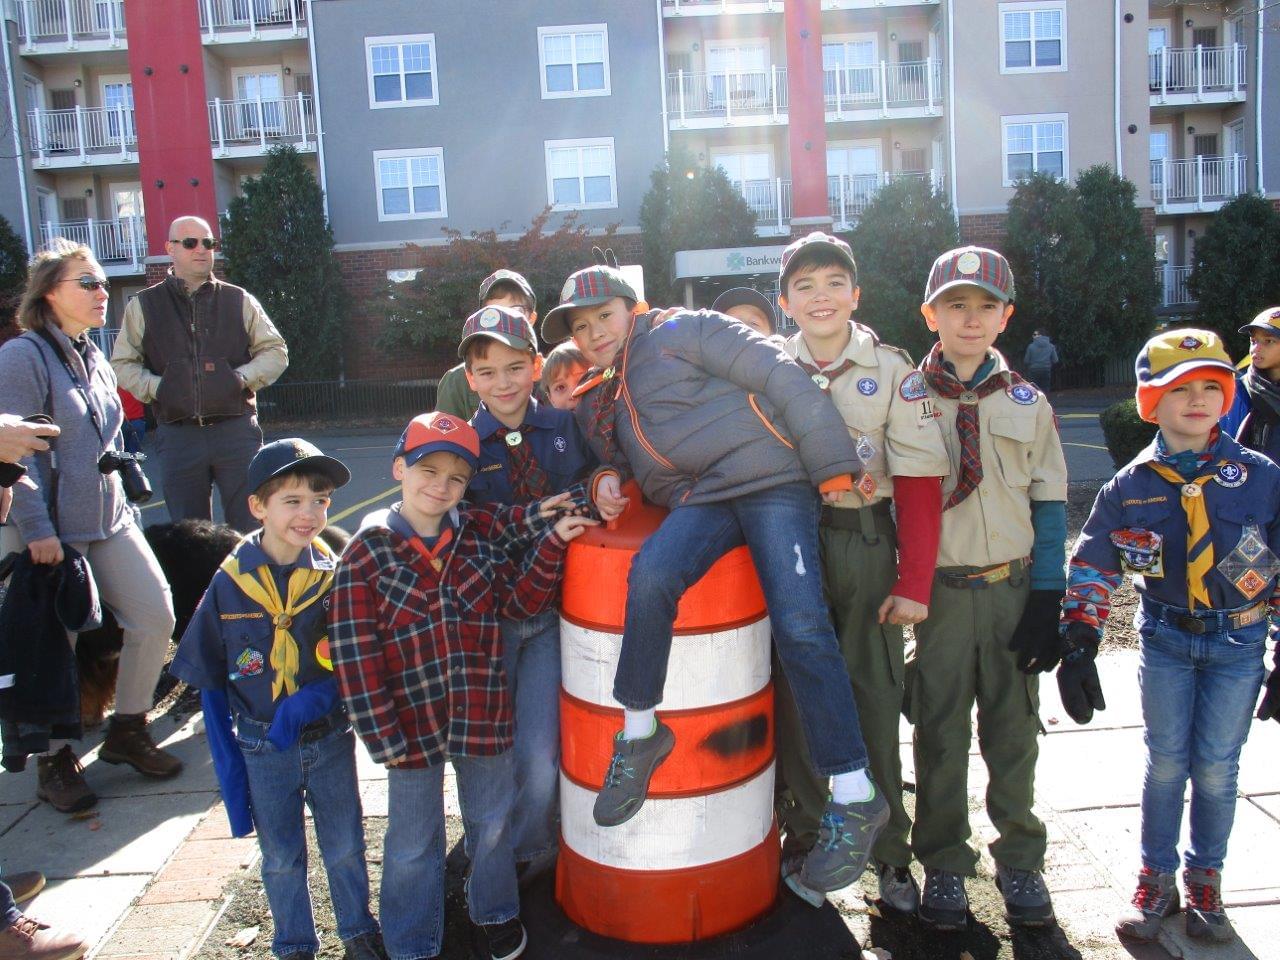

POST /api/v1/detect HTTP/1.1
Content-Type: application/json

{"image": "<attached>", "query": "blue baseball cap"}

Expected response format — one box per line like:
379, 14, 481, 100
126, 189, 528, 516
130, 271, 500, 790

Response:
248, 439, 351, 496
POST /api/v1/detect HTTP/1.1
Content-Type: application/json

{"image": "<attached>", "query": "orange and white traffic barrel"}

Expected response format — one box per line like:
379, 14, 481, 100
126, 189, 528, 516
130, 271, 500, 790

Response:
555, 492, 779, 944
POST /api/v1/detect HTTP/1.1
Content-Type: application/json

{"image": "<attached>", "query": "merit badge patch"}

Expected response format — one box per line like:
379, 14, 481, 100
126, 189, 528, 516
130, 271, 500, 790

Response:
230, 647, 265, 681
856, 471, 878, 502
956, 251, 982, 275
899, 371, 928, 402
857, 377, 878, 396
315, 636, 333, 671
1008, 383, 1038, 405
478, 307, 501, 328
554, 435, 568, 453
1110, 528, 1164, 577
1216, 524, 1280, 599
856, 435, 876, 463
1215, 462, 1247, 488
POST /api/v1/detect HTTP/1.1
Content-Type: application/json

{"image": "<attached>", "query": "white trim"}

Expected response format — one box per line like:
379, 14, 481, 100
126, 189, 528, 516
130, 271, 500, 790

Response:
537, 23, 611, 99
365, 33, 438, 110
544, 136, 618, 211
372, 147, 447, 222
709, 146, 775, 180
827, 138, 884, 176
998, 1, 1066, 74
304, 0, 328, 220
1001, 112, 1069, 186
331, 224, 641, 253
704, 36, 772, 73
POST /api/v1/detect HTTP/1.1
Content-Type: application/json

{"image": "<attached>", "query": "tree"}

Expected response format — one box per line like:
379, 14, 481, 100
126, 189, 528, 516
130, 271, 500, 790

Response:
367, 208, 614, 357
220, 146, 346, 381
639, 147, 758, 306
848, 178, 959, 361
1073, 165, 1158, 362
0, 214, 28, 343
1188, 194, 1280, 356
1002, 172, 1096, 364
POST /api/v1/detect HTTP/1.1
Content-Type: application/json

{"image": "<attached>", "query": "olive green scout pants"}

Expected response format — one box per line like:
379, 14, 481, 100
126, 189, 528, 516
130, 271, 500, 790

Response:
907, 563, 1047, 876
775, 502, 912, 867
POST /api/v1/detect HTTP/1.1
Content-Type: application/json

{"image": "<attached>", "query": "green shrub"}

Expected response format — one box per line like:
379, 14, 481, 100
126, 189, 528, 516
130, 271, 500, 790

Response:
1100, 398, 1155, 469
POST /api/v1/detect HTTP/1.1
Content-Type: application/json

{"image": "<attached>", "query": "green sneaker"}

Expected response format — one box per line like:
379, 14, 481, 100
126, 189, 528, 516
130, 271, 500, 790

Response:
591, 721, 675, 827
798, 789, 890, 893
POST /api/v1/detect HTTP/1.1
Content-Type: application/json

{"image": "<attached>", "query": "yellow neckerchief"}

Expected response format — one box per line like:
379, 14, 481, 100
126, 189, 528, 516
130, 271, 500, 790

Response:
1145, 460, 1219, 610
220, 537, 337, 699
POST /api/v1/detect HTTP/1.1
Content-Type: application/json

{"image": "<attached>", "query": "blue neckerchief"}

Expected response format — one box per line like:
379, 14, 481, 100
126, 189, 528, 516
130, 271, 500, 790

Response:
1154, 428, 1221, 482
942, 353, 997, 390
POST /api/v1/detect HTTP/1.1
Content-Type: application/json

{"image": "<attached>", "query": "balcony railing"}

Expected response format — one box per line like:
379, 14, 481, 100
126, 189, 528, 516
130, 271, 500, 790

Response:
209, 94, 314, 152
824, 59, 942, 115
666, 67, 789, 123
1150, 155, 1246, 208
1155, 264, 1194, 307
198, 0, 306, 38
662, 0, 781, 10
828, 170, 945, 226
41, 216, 146, 269
27, 105, 137, 162
15, 0, 125, 47
1149, 45, 1245, 99
733, 178, 793, 232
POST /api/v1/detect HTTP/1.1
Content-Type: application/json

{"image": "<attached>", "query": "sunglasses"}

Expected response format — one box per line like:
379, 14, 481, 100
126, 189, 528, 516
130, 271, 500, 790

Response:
60, 276, 110, 292
170, 237, 220, 250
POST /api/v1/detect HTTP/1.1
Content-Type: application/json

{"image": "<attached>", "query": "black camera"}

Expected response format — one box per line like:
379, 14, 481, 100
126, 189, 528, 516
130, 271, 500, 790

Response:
99, 450, 152, 504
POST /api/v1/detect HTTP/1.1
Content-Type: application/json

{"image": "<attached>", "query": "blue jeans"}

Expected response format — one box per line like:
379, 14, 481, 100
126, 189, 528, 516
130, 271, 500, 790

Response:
500, 608, 561, 863
613, 481, 869, 777
382, 753, 518, 960
236, 716, 376, 958
0, 879, 17, 930
1136, 602, 1266, 874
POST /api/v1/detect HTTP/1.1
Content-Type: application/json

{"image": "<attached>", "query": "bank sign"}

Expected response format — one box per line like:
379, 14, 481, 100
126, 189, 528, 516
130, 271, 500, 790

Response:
672, 245, 788, 281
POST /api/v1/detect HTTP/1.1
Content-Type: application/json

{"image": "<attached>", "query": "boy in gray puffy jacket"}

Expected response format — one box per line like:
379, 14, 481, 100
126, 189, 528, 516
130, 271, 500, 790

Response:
539, 264, 886, 895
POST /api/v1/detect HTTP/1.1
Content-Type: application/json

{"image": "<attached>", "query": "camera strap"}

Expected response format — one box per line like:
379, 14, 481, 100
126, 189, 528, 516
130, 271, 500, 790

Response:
33, 327, 111, 451
19, 333, 64, 536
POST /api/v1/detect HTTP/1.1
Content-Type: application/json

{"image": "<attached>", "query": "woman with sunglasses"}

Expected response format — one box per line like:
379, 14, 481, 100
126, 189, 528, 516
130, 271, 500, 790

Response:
0, 240, 182, 814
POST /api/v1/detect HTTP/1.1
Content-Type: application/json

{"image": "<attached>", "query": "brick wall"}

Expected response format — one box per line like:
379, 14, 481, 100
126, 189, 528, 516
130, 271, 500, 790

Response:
1139, 207, 1156, 241
958, 213, 1008, 249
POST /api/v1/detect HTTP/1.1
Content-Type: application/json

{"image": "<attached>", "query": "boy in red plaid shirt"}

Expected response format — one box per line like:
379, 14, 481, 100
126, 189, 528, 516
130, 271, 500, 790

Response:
327, 412, 595, 960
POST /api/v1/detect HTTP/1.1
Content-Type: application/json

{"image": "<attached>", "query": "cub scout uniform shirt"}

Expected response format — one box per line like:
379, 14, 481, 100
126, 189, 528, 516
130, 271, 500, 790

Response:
785, 321, 949, 509
927, 350, 1068, 568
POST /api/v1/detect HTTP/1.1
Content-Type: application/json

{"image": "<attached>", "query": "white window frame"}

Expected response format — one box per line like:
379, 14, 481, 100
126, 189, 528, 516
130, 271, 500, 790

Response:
373, 147, 448, 222
537, 24, 610, 99
365, 34, 438, 110
1001, 113, 1069, 186
710, 146, 774, 183
998, 1, 1067, 74
544, 137, 617, 211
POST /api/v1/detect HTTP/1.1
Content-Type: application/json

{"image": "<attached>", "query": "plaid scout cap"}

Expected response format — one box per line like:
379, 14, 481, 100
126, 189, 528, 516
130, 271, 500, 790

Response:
1238, 306, 1280, 337
457, 304, 538, 359
712, 287, 778, 334
924, 246, 1016, 304
778, 231, 858, 289
1136, 328, 1234, 388
478, 268, 536, 309
541, 265, 639, 345
248, 438, 351, 496
394, 412, 480, 470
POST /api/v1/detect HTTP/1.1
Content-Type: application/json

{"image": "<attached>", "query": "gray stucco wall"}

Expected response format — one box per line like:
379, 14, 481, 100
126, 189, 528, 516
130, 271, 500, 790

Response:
312, 0, 666, 247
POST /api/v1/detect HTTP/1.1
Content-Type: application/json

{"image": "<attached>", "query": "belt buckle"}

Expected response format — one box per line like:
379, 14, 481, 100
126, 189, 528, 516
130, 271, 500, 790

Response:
1177, 615, 1207, 635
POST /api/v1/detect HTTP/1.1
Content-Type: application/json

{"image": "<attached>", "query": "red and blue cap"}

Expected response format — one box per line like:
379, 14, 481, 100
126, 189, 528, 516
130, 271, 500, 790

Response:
925, 246, 1016, 304
393, 412, 481, 470
541, 265, 638, 346
457, 304, 538, 359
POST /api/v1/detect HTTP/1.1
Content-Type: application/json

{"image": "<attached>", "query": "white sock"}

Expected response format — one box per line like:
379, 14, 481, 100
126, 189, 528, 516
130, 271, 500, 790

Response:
831, 768, 873, 804
622, 708, 657, 741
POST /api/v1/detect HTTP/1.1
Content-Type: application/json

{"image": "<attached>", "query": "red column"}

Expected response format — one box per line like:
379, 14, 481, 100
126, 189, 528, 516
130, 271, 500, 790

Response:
125, 0, 219, 256
784, 0, 829, 225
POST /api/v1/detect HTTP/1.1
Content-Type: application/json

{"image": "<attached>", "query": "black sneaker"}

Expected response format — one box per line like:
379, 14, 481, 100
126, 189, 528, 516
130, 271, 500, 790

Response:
342, 932, 388, 960
919, 868, 968, 931
592, 721, 675, 827
484, 918, 527, 960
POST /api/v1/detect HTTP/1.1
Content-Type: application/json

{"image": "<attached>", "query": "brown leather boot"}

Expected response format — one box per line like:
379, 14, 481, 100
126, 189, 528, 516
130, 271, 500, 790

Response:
99, 714, 183, 779
0, 915, 86, 960
5, 873, 45, 906
35, 748, 97, 814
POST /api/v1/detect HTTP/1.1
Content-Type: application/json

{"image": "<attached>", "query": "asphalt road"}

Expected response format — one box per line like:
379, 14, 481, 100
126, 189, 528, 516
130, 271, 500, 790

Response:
132, 399, 1114, 530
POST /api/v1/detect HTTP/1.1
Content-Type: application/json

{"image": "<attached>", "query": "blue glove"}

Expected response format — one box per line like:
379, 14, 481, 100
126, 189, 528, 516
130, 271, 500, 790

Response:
266, 678, 339, 750
201, 688, 253, 838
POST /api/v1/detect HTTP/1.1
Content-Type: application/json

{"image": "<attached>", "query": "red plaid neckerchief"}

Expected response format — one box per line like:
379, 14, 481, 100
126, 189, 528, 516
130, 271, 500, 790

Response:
495, 424, 553, 502
921, 343, 1021, 509
794, 357, 858, 392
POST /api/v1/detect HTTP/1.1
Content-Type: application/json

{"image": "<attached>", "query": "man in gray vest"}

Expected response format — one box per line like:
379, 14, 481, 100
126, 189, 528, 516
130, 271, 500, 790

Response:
112, 216, 288, 531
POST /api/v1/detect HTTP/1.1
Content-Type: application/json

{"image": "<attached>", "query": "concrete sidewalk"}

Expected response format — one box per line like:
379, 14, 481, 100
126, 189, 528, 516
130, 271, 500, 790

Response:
1, 649, 1276, 960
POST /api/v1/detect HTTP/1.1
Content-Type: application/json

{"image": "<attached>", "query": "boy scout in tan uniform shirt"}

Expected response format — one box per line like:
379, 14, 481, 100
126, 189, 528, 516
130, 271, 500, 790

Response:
910, 246, 1069, 931
770, 232, 948, 914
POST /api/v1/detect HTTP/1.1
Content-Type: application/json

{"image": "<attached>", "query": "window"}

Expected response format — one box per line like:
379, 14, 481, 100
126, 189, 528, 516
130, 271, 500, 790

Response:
374, 148, 447, 221
1002, 114, 1067, 184
900, 147, 927, 173
897, 41, 924, 63
1191, 27, 1217, 48
999, 2, 1065, 73
539, 25, 609, 98
545, 138, 616, 210
822, 37, 877, 101
365, 35, 437, 109
1193, 133, 1219, 157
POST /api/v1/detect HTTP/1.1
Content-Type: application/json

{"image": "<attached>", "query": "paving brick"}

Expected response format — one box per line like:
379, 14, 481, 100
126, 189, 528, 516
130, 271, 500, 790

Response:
153, 856, 248, 883
114, 901, 217, 929
137, 877, 230, 905
185, 808, 234, 841
174, 838, 257, 865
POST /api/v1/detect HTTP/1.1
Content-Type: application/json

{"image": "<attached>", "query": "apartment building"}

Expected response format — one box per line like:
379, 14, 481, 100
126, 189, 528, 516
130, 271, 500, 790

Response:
0, 0, 1275, 374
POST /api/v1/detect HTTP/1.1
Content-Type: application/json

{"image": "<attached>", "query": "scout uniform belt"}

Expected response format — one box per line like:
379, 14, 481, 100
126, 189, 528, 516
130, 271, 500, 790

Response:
1139, 595, 1268, 635
936, 556, 1029, 589
819, 499, 894, 538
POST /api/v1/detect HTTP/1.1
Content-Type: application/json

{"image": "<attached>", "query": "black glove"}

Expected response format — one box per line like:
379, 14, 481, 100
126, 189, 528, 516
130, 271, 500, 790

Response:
1257, 663, 1280, 723
1007, 589, 1066, 674
1056, 622, 1106, 724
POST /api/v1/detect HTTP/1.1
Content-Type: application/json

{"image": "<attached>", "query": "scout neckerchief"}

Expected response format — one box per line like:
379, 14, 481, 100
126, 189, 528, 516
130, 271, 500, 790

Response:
220, 537, 336, 700
1240, 366, 1280, 454
491, 422, 552, 502
921, 343, 1019, 509
1145, 432, 1221, 610
574, 315, 637, 466
794, 357, 857, 393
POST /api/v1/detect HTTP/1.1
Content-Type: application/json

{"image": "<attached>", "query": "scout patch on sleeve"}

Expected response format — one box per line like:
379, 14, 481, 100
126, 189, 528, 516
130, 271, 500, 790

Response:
899, 371, 928, 402
1110, 528, 1164, 577
1007, 383, 1039, 405
230, 647, 265, 681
